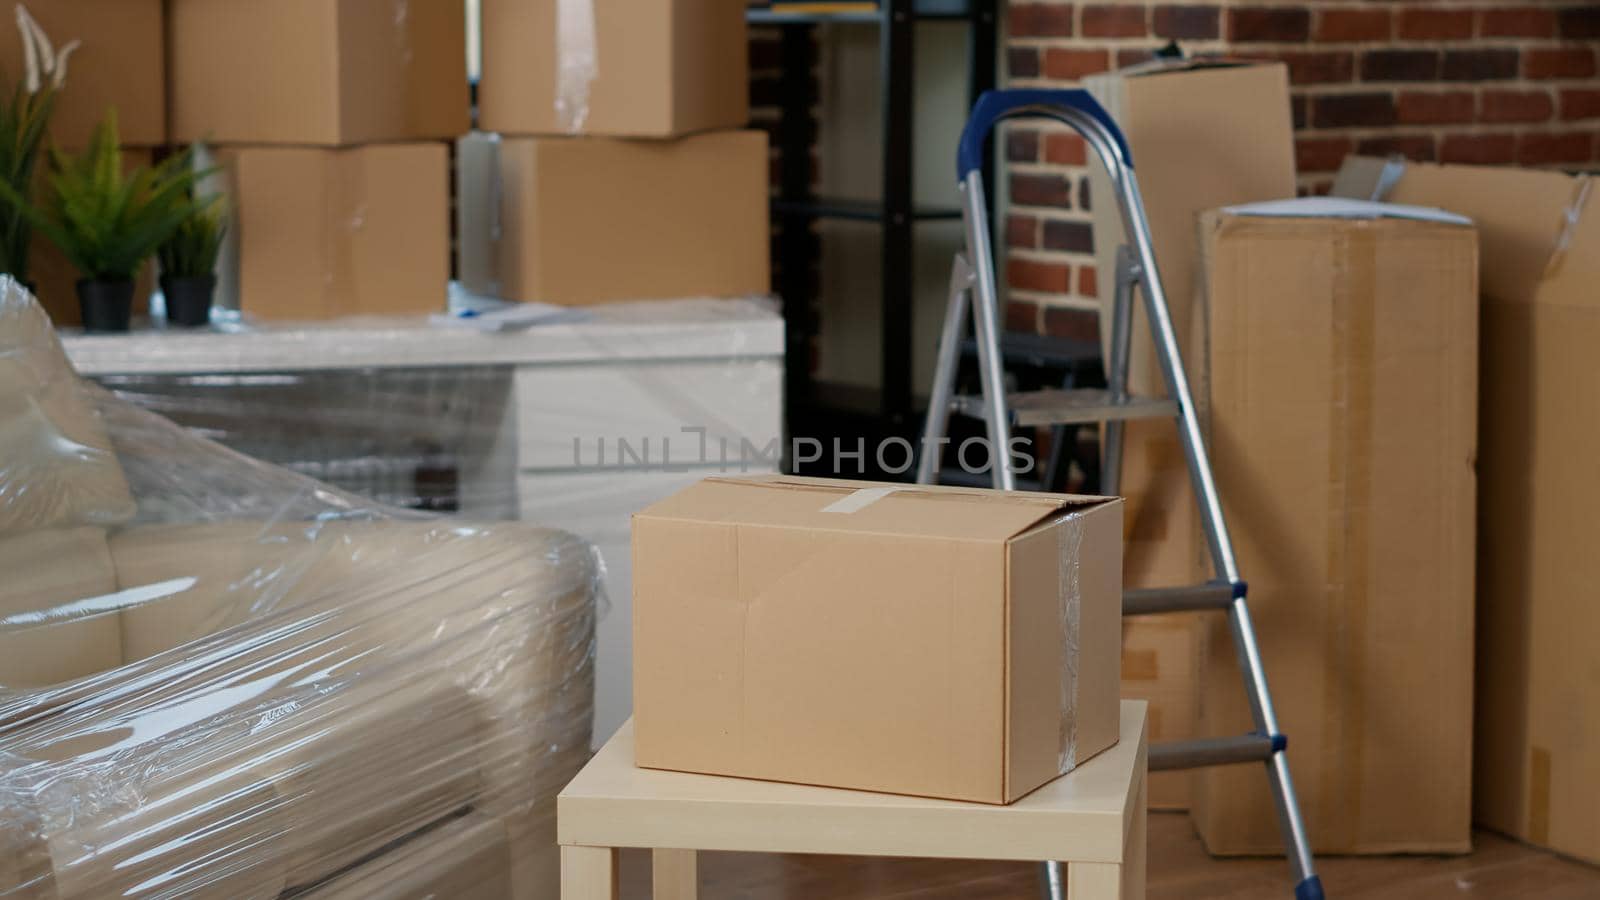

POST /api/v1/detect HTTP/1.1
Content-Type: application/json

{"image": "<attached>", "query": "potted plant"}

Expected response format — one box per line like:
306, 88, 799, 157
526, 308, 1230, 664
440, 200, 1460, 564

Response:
0, 5, 78, 293
157, 192, 225, 327
0, 110, 210, 332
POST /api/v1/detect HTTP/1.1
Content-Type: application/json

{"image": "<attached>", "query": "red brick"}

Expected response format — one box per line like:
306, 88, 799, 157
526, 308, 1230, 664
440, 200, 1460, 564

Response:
1292, 94, 1308, 129
1083, 4, 1147, 37
1006, 298, 1042, 333
1043, 48, 1111, 80
1440, 133, 1517, 165
1442, 48, 1519, 81
1043, 219, 1095, 254
1153, 5, 1220, 40
1397, 90, 1475, 125
1316, 9, 1390, 42
1010, 3, 1075, 38
1480, 8, 1556, 38
1312, 93, 1398, 128
1044, 133, 1088, 166
1007, 129, 1040, 163
1078, 176, 1093, 212
1481, 89, 1555, 124
1044, 306, 1100, 341
1007, 215, 1039, 249
1078, 265, 1099, 299
1011, 172, 1073, 208
1361, 49, 1439, 82
1272, 50, 1354, 85
1229, 7, 1311, 42
1562, 88, 1600, 121
1356, 134, 1437, 163
1007, 258, 1073, 294
1559, 6, 1600, 39
1398, 8, 1474, 41
1296, 136, 1354, 173
1524, 48, 1597, 80
1117, 48, 1155, 68
1518, 132, 1593, 165
1009, 47, 1041, 79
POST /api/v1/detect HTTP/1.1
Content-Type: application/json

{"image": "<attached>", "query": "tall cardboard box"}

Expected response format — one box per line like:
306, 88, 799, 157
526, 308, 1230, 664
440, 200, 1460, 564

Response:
1190, 202, 1479, 855
1122, 614, 1200, 810
1334, 160, 1600, 864
1084, 59, 1297, 593
632, 476, 1124, 804
456, 130, 769, 305
478, 0, 748, 137
217, 144, 450, 321
168, 0, 469, 145
0, 0, 165, 149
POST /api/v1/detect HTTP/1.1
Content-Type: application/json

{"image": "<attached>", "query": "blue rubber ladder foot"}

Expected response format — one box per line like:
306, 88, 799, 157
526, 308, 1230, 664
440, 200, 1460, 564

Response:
1295, 875, 1325, 900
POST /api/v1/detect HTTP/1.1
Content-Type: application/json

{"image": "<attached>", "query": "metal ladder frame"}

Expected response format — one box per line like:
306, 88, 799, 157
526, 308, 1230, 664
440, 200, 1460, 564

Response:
918, 89, 1324, 900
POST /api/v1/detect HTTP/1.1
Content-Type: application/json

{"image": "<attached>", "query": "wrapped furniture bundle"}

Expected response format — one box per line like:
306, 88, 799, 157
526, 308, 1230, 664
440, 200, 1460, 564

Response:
0, 281, 601, 898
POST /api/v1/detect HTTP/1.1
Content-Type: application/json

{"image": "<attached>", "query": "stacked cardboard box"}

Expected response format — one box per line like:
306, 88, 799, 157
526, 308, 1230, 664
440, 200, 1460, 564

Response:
1190, 201, 1480, 855
459, 0, 768, 306
166, 0, 467, 320
1083, 60, 1298, 810
4, 0, 166, 325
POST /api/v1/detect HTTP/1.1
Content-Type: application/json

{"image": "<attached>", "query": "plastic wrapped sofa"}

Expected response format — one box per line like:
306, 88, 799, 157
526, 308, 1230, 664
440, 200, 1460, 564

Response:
0, 281, 600, 899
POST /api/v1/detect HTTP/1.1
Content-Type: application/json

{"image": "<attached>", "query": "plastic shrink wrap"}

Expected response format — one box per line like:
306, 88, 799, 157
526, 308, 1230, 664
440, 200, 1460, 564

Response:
0, 279, 601, 899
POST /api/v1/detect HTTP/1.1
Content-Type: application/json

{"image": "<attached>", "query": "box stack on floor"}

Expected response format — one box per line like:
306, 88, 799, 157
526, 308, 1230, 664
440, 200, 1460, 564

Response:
3, 0, 166, 325
166, 0, 467, 320
459, 0, 768, 306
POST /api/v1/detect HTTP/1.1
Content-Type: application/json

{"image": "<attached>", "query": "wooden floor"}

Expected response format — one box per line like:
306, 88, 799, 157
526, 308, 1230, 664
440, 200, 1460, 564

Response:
614, 812, 1600, 899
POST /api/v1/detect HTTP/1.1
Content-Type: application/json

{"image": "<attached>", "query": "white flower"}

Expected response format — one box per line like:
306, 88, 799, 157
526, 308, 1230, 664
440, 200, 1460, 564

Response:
14, 4, 76, 93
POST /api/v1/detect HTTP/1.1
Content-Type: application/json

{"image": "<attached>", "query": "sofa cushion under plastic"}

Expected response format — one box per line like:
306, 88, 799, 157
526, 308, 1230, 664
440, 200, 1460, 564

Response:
0, 282, 133, 536
0, 528, 122, 690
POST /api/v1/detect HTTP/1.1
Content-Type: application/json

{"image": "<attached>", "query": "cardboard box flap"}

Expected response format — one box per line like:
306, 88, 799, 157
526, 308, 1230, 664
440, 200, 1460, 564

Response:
635, 476, 1109, 543
1098, 56, 1281, 80
1332, 157, 1589, 307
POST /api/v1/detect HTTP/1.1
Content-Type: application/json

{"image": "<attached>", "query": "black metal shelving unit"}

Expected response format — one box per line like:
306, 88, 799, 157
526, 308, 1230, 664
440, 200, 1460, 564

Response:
755, 0, 998, 469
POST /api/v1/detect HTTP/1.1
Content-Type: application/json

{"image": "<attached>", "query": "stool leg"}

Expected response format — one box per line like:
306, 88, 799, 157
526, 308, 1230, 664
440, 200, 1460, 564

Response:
561, 846, 617, 900
1068, 861, 1123, 900
653, 848, 699, 900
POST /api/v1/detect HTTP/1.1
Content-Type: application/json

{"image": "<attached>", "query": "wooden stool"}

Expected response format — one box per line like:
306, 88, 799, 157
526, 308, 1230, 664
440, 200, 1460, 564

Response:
558, 700, 1148, 899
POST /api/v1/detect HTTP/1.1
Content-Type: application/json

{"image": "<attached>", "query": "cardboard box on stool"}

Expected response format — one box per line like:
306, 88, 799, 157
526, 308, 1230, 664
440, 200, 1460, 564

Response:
632, 476, 1124, 804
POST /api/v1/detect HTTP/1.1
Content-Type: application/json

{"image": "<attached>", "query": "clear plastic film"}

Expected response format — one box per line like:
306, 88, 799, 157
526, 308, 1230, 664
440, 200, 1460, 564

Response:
0, 281, 602, 899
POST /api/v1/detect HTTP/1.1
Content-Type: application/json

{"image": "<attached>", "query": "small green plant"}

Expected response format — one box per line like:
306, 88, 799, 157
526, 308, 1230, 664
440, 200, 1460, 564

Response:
0, 5, 79, 285
157, 192, 226, 279
0, 109, 212, 283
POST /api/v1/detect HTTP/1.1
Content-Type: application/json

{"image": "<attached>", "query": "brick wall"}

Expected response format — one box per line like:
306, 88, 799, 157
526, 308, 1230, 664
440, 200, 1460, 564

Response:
1003, 0, 1600, 337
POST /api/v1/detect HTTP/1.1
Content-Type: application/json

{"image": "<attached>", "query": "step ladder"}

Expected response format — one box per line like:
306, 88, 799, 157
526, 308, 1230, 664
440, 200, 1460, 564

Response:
917, 89, 1324, 900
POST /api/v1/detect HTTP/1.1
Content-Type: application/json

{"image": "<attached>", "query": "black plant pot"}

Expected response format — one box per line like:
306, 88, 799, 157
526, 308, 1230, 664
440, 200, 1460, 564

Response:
161, 274, 216, 328
76, 279, 135, 333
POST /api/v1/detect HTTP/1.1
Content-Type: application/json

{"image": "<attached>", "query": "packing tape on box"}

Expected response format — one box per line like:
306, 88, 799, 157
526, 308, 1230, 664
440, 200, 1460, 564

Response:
1058, 511, 1084, 774
555, 0, 598, 133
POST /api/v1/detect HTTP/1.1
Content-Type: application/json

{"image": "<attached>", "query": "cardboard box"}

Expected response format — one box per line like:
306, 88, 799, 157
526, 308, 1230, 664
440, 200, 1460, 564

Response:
168, 0, 469, 146
216, 143, 450, 321
632, 476, 1124, 804
478, 0, 748, 138
456, 130, 769, 305
1084, 60, 1297, 599
1189, 202, 1479, 855
1333, 159, 1600, 864
1122, 614, 1200, 810
0, 0, 165, 149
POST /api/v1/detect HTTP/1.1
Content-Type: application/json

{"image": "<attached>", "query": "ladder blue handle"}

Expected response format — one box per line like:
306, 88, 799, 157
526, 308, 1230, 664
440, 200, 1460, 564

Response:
957, 89, 1132, 180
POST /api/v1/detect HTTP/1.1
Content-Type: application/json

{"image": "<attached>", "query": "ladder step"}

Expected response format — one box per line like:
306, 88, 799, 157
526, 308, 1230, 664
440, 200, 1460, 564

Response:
1124, 582, 1237, 616
1150, 734, 1285, 771
951, 388, 1177, 427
